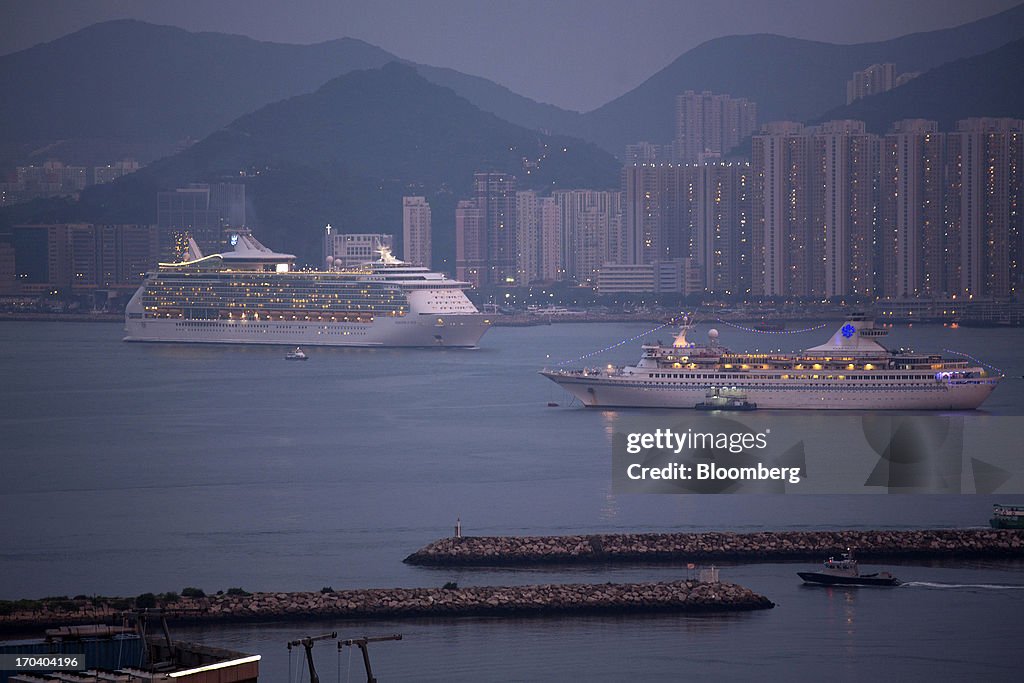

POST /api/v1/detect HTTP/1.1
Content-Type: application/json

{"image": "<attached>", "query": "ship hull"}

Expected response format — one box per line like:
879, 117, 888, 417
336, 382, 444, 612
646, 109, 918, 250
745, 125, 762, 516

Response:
797, 572, 900, 586
990, 518, 1024, 529
541, 372, 998, 410
124, 313, 490, 348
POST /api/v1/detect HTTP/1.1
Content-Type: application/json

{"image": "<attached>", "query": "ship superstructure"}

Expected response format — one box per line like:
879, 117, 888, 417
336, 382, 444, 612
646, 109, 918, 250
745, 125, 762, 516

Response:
542, 316, 999, 410
124, 230, 490, 347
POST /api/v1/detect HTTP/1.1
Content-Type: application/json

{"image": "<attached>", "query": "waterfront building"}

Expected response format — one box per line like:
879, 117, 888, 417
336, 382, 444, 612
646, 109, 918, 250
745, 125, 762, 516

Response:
595, 258, 698, 294
6, 223, 159, 296
323, 228, 393, 268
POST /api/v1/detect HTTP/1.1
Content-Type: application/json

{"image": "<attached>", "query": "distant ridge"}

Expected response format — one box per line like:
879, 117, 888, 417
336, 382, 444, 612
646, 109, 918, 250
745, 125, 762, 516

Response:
3, 6, 1023, 159
810, 37, 1024, 133
578, 3, 1024, 151
19, 63, 619, 266
0, 20, 395, 144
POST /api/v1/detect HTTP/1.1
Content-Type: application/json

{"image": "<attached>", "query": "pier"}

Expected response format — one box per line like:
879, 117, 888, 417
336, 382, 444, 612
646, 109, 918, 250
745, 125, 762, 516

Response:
403, 529, 1024, 566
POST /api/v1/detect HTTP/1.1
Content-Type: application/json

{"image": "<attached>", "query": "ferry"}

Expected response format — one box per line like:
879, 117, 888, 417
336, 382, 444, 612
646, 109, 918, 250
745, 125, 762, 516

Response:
124, 230, 490, 347
541, 316, 1000, 410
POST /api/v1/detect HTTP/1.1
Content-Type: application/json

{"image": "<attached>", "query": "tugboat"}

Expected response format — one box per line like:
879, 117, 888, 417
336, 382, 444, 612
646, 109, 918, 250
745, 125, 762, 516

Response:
285, 347, 308, 361
694, 386, 757, 411
990, 503, 1024, 529
797, 549, 900, 586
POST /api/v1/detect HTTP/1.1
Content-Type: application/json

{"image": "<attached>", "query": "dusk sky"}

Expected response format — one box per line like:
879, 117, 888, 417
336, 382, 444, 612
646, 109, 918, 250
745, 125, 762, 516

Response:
2, 0, 1022, 111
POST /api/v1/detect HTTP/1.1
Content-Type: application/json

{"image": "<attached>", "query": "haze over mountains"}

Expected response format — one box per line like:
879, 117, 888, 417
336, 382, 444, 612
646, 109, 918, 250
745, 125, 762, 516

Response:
4, 3, 1024, 156
2, 5, 1023, 264
15, 63, 618, 264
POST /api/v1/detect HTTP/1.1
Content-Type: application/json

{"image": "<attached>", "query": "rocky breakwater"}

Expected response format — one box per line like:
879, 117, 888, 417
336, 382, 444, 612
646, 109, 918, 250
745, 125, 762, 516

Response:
403, 529, 1024, 566
0, 581, 772, 632
207, 581, 772, 619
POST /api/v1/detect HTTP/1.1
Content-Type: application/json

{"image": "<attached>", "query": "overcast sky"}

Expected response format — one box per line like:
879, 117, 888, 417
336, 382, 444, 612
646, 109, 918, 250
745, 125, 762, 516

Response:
1, 0, 1021, 112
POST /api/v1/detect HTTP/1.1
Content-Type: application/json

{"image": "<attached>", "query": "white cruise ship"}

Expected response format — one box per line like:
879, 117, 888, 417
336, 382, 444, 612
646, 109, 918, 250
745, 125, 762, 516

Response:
124, 230, 490, 347
541, 317, 1000, 410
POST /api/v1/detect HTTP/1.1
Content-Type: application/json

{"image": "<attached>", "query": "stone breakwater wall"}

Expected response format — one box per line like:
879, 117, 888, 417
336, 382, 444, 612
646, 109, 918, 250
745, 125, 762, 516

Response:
0, 581, 772, 633
404, 529, 1024, 566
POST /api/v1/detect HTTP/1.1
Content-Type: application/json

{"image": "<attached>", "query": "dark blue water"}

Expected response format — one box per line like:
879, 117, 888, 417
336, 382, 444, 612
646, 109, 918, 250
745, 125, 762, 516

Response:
1, 320, 1023, 680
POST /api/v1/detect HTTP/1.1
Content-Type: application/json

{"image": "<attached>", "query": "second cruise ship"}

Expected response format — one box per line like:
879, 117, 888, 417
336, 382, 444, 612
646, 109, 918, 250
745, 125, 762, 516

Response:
124, 230, 490, 347
542, 317, 1000, 410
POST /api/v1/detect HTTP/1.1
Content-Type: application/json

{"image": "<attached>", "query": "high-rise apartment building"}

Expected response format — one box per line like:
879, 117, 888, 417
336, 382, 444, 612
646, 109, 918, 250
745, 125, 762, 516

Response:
453, 172, 519, 287
538, 197, 562, 282
516, 191, 540, 284
752, 117, 1021, 300
623, 163, 751, 294
846, 63, 896, 104
0, 242, 16, 295
94, 160, 141, 185
474, 172, 518, 285
156, 183, 246, 258
945, 118, 1023, 299
752, 121, 881, 297
696, 163, 752, 295
622, 165, 689, 266
402, 196, 432, 268
552, 189, 622, 285
674, 90, 757, 163
880, 119, 945, 298
624, 142, 667, 164
455, 200, 483, 287
816, 120, 879, 298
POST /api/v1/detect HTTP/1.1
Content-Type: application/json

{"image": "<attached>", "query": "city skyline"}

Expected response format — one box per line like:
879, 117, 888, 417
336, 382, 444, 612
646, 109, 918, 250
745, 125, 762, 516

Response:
2, 3, 1023, 302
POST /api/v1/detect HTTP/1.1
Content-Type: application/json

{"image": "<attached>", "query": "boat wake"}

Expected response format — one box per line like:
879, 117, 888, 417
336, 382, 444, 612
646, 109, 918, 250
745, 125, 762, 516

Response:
900, 581, 1024, 590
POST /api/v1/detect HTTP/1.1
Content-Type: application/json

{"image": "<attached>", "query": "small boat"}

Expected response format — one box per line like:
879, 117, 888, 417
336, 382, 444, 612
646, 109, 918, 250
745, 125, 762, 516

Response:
285, 347, 308, 361
695, 386, 757, 411
798, 549, 900, 586
990, 503, 1024, 529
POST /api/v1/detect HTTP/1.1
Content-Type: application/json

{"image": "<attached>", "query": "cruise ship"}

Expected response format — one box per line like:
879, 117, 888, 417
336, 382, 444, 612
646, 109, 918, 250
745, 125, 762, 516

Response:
541, 317, 1000, 410
124, 230, 490, 347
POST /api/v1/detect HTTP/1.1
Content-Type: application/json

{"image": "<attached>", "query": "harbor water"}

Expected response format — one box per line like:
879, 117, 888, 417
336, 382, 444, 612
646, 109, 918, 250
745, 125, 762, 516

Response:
1, 320, 1023, 680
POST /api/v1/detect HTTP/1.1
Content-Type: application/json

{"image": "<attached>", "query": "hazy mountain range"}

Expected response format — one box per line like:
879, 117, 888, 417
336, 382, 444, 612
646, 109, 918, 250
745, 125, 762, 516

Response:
2, 63, 618, 264
2, 5, 1024, 264
4, 4, 1024, 154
